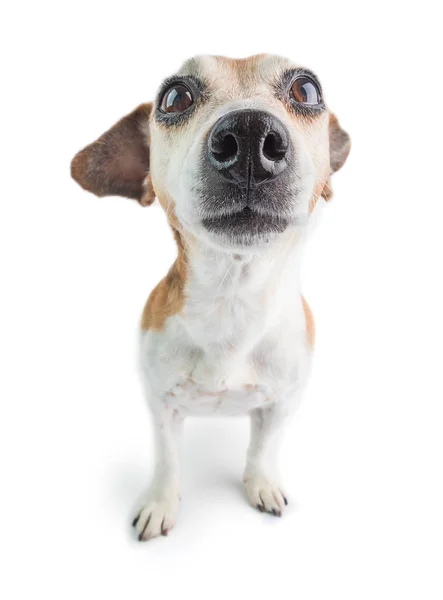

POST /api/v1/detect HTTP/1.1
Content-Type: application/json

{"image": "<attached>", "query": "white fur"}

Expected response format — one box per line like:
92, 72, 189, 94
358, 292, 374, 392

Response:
134, 55, 326, 538
135, 227, 313, 537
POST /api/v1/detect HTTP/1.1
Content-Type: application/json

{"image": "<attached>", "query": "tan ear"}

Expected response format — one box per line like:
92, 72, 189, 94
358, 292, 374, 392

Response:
329, 113, 351, 174
71, 103, 155, 206
321, 113, 351, 201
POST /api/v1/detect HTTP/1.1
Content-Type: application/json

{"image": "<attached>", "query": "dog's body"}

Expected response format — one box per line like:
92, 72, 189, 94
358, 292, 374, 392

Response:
141, 235, 311, 416
71, 54, 350, 540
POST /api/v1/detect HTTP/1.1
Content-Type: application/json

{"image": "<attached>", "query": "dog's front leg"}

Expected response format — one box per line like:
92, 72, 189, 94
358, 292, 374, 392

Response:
133, 403, 183, 541
244, 404, 289, 516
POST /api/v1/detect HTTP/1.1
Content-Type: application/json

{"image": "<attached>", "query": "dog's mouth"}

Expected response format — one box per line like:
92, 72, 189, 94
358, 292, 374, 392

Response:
202, 206, 289, 242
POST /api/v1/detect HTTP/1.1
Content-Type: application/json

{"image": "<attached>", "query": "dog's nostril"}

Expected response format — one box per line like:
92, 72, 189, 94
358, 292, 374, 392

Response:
262, 133, 287, 162
207, 110, 291, 185
211, 133, 238, 163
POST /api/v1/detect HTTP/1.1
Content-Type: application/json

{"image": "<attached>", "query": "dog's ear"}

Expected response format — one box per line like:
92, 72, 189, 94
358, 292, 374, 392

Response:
71, 103, 155, 206
329, 113, 351, 174
321, 113, 351, 200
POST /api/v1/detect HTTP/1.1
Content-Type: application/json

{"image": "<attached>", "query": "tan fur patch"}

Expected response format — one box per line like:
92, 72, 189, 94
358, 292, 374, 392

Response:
140, 174, 156, 207
140, 186, 191, 330
320, 178, 333, 201
215, 54, 267, 78
141, 227, 188, 330
302, 296, 315, 349
310, 175, 331, 213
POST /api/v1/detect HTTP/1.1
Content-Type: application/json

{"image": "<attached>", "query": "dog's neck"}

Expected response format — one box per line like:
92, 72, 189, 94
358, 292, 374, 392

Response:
181, 228, 305, 327
141, 224, 306, 336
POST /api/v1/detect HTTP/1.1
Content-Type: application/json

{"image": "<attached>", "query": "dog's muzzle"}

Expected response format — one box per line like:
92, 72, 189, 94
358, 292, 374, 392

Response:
199, 109, 297, 244
206, 109, 290, 188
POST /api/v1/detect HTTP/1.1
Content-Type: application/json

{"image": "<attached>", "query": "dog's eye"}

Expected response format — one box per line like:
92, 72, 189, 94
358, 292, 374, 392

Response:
160, 84, 193, 114
291, 77, 321, 105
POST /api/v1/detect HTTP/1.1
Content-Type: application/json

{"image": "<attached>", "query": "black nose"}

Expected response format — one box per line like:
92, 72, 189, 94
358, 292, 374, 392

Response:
207, 109, 290, 188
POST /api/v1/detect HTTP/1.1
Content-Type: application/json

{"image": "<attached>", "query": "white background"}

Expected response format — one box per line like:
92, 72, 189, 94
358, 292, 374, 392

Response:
1, 1, 442, 598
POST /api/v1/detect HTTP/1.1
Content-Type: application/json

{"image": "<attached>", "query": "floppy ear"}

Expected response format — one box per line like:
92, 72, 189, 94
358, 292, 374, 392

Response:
321, 113, 351, 201
329, 113, 351, 174
70, 103, 155, 206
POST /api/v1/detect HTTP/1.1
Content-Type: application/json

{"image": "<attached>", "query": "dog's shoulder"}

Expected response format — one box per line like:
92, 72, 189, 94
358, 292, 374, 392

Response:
301, 296, 315, 349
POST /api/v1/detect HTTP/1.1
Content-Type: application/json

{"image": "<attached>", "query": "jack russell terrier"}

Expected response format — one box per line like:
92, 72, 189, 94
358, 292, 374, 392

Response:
71, 54, 350, 541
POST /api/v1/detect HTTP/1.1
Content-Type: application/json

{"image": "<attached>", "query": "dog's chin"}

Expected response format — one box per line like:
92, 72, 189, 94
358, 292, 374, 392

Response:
195, 207, 291, 252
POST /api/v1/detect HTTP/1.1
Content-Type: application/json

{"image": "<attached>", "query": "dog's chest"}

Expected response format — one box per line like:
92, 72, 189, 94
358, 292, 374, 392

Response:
141, 250, 308, 416
165, 377, 275, 416
159, 311, 304, 416
165, 332, 287, 415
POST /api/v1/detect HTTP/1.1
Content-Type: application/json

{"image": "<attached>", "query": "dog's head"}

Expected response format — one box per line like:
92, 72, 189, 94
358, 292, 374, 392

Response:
71, 55, 350, 251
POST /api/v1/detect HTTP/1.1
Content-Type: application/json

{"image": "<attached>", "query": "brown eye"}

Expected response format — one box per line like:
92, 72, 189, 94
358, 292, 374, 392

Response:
291, 77, 321, 105
160, 84, 193, 114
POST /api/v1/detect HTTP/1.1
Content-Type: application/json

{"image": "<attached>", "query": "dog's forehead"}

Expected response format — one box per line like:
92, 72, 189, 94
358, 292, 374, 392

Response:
179, 54, 298, 90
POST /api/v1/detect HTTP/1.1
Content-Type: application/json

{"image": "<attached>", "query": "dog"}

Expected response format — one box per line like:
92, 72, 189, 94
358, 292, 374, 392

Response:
71, 54, 350, 541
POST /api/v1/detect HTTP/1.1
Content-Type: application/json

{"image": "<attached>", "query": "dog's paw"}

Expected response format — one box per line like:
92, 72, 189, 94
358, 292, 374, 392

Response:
132, 489, 180, 541
244, 473, 288, 517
